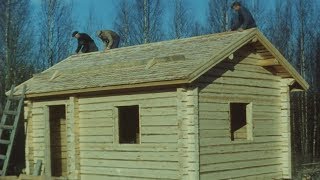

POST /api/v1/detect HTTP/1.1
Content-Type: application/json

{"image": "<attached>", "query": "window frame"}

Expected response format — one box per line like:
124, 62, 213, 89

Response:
228, 102, 253, 141
113, 104, 141, 145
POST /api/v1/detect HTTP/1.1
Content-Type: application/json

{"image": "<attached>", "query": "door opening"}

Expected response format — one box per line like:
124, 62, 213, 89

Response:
49, 105, 67, 177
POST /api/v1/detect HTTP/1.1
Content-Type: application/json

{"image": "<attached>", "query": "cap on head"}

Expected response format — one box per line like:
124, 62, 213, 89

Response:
72, 31, 79, 37
231, 1, 241, 9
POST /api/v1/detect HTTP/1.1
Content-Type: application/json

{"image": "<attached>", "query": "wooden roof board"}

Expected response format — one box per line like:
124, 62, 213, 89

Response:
11, 28, 308, 97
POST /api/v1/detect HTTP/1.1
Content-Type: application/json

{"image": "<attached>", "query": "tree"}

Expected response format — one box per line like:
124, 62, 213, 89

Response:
207, 0, 231, 33
84, 4, 104, 49
114, 0, 164, 45
191, 22, 207, 37
132, 0, 164, 44
291, 1, 320, 175
265, 1, 294, 59
114, 0, 135, 47
0, 0, 34, 90
0, 0, 34, 174
38, 0, 74, 69
242, 0, 266, 30
171, 0, 191, 39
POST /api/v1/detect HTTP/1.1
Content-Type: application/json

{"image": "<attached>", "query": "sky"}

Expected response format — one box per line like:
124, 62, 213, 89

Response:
29, 0, 278, 50
30, 0, 218, 30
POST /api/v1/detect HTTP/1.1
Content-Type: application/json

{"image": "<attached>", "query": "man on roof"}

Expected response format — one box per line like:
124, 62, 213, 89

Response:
96, 30, 120, 52
72, 31, 98, 54
231, 1, 256, 31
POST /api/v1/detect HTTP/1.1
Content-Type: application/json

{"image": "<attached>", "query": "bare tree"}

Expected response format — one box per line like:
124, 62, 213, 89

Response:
0, 0, 34, 90
207, 0, 231, 33
114, 0, 135, 47
265, 1, 294, 59
0, 0, 34, 174
84, 4, 104, 49
38, 0, 74, 68
289, 2, 320, 177
191, 22, 207, 37
132, 0, 164, 44
241, 0, 266, 30
171, 0, 191, 39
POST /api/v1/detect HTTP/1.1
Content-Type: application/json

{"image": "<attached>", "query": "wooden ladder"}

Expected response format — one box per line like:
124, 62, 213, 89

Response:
0, 85, 26, 176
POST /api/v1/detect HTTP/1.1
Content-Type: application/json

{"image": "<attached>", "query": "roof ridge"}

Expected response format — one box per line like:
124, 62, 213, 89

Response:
89, 28, 258, 55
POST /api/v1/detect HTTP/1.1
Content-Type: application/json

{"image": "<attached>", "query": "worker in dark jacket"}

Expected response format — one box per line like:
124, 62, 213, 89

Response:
96, 30, 120, 51
72, 31, 98, 54
230, 12, 241, 31
231, 2, 256, 31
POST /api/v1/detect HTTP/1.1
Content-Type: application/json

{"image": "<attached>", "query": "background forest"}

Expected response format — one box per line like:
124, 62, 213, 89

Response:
0, 0, 319, 178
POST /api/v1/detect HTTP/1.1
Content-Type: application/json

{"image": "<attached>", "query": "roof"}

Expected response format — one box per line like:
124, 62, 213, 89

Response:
12, 28, 309, 98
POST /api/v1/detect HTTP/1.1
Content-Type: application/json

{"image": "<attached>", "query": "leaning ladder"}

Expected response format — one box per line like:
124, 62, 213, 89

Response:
0, 85, 26, 176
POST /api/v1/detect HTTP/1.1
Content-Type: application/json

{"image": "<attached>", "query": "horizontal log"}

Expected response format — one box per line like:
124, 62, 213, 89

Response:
257, 59, 279, 66
80, 166, 179, 179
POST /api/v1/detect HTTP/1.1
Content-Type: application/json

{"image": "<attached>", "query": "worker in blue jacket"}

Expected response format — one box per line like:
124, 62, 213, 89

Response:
231, 1, 256, 31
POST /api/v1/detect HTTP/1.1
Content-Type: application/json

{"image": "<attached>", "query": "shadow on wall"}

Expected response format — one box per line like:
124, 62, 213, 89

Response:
194, 45, 253, 91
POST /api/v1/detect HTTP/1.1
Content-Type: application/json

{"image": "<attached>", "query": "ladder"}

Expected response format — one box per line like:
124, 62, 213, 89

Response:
0, 85, 26, 176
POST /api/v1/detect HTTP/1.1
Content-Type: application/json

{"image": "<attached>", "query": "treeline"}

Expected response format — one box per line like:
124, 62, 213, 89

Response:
0, 0, 319, 177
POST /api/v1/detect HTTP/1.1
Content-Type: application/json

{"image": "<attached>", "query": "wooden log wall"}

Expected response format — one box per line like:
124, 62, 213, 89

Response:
196, 53, 285, 179
77, 91, 180, 179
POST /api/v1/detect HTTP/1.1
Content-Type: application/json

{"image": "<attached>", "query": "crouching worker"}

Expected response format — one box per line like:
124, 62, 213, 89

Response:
231, 1, 256, 31
97, 30, 120, 51
72, 31, 98, 54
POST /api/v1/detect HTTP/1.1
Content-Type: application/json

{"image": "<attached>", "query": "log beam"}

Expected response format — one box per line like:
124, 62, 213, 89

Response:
257, 59, 279, 66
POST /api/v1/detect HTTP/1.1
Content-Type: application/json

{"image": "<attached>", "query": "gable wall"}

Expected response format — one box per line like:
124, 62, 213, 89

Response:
196, 52, 286, 179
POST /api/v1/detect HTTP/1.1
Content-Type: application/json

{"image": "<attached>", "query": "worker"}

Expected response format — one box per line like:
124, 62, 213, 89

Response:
72, 31, 98, 54
230, 12, 241, 31
96, 30, 120, 51
231, 1, 256, 31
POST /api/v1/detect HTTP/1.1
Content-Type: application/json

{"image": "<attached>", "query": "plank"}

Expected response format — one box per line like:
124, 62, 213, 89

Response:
80, 174, 152, 180
200, 84, 280, 97
79, 136, 113, 143
79, 111, 113, 119
200, 129, 230, 138
79, 143, 178, 151
215, 61, 272, 75
43, 106, 51, 176
199, 112, 229, 120
199, 103, 229, 112
80, 159, 179, 170
140, 107, 176, 116
198, 76, 281, 89
79, 97, 176, 111
200, 149, 282, 165
204, 67, 280, 81
200, 136, 282, 147
200, 142, 282, 155
79, 91, 176, 105
80, 166, 179, 179
141, 126, 178, 135
199, 94, 281, 104
199, 120, 229, 130
141, 135, 178, 143
232, 172, 282, 180
79, 118, 114, 128
200, 158, 281, 173
200, 164, 281, 180
79, 127, 113, 136
80, 151, 179, 162
141, 115, 177, 126
32, 100, 68, 108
